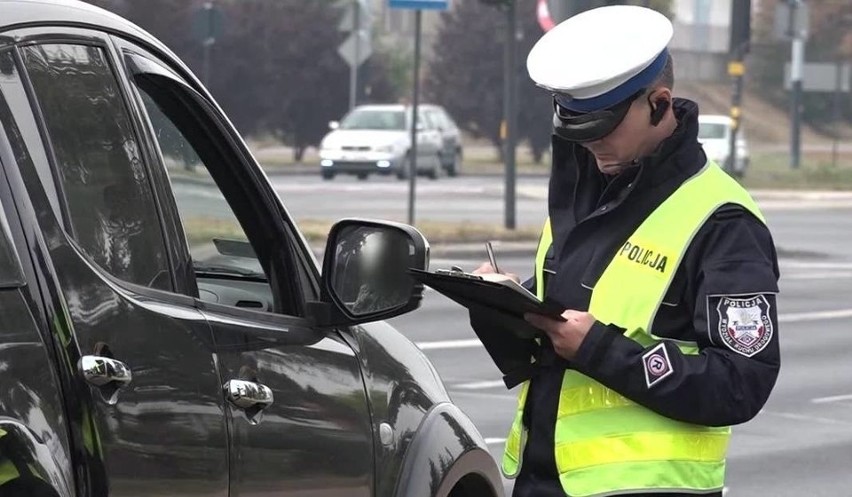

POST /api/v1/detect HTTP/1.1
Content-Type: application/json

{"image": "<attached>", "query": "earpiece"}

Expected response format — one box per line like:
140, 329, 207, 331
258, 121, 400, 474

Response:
650, 99, 670, 126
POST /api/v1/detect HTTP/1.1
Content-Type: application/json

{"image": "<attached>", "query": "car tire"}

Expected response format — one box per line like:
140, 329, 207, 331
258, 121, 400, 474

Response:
396, 155, 410, 180
446, 149, 461, 177
427, 155, 443, 180
321, 170, 335, 180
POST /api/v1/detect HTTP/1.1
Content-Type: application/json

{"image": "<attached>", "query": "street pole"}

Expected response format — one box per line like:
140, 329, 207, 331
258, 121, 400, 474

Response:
503, 1, 517, 230
789, 0, 804, 169
408, 10, 422, 226
728, 53, 744, 176
350, 0, 360, 111
832, 56, 842, 169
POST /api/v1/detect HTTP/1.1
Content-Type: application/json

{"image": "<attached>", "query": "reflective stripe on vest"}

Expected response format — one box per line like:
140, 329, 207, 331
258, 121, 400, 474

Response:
501, 162, 764, 496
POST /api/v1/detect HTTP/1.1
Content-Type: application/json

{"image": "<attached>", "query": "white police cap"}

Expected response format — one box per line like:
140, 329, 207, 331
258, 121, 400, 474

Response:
527, 5, 673, 113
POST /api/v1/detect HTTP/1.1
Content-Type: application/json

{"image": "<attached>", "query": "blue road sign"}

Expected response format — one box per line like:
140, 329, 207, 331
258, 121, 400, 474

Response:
389, 0, 448, 10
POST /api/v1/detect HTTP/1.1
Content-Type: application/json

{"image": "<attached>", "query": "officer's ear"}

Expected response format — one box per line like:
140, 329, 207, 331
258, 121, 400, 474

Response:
647, 88, 672, 127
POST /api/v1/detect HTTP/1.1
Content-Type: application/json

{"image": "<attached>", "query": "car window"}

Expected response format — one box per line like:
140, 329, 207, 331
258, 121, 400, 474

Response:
698, 122, 727, 140
341, 109, 405, 130
420, 111, 437, 130
21, 44, 172, 291
438, 109, 457, 130
425, 110, 443, 130
126, 57, 288, 314
137, 87, 271, 295
0, 50, 61, 216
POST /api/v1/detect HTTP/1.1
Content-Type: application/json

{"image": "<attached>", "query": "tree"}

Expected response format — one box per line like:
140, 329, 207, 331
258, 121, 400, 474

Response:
425, 0, 552, 163
83, 0, 400, 159
425, 0, 674, 164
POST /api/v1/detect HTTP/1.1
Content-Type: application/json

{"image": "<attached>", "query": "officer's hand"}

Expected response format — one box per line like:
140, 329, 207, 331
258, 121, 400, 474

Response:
472, 262, 520, 284
524, 310, 596, 361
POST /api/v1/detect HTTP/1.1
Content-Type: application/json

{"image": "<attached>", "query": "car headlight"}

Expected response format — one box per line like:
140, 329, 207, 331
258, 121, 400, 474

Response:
375, 145, 394, 153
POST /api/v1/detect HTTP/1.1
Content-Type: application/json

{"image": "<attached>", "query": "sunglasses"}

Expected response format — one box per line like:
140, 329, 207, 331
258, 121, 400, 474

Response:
552, 88, 647, 118
550, 88, 649, 143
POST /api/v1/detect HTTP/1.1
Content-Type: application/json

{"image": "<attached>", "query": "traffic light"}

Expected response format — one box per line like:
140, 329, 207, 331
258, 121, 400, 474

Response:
729, 0, 752, 56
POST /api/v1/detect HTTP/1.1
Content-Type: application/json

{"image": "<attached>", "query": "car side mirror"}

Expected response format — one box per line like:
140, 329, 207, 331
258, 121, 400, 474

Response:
329, 120, 340, 130
313, 219, 429, 326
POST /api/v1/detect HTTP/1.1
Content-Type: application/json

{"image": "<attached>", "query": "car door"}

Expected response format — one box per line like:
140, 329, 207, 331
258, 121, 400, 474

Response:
114, 40, 375, 496
3, 30, 229, 496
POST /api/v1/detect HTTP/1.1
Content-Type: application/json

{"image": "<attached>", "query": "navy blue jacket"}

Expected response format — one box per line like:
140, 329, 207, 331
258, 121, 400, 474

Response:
507, 99, 781, 497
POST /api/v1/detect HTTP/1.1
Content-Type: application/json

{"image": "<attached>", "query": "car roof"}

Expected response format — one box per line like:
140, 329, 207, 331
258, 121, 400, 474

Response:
0, 0, 181, 69
698, 114, 732, 125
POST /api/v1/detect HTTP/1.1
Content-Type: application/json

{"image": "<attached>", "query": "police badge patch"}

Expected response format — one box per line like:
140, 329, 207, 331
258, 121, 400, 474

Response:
717, 295, 774, 357
642, 342, 673, 389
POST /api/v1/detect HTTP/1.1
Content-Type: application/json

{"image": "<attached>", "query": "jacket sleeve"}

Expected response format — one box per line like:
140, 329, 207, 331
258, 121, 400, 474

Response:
570, 208, 781, 427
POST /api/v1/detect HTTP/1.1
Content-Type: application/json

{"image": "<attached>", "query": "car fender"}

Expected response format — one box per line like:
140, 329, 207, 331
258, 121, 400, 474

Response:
394, 402, 502, 497
0, 420, 72, 497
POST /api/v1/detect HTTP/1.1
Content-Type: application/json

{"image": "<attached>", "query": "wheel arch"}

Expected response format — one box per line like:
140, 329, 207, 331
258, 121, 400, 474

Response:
393, 402, 502, 497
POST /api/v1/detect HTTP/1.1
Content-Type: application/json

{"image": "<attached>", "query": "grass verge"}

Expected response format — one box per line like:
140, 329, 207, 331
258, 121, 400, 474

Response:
740, 151, 852, 190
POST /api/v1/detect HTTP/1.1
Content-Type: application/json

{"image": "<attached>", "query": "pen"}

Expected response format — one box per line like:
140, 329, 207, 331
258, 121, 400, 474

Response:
485, 241, 500, 274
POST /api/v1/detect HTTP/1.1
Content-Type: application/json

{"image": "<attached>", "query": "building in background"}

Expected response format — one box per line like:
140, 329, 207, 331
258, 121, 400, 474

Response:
545, 0, 744, 82
669, 0, 737, 82
368, 0, 743, 82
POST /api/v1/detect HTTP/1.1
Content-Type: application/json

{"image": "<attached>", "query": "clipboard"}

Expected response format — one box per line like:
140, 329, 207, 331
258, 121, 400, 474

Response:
408, 268, 566, 327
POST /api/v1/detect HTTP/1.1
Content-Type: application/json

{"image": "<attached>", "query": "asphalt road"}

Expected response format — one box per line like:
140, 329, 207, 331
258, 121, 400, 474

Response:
174, 173, 852, 496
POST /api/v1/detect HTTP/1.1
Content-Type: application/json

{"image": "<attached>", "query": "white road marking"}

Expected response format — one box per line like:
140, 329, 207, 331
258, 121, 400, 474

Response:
779, 309, 852, 323
485, 437, 507, 445
450, 390, 518, 401
761, 410, 852, 426
454, 380, 506, 390
811, 393, 852, 404
783, 271, 852, 280
415, 338, 481, 350
782, 261, 852, 270
416, 308, 852, 351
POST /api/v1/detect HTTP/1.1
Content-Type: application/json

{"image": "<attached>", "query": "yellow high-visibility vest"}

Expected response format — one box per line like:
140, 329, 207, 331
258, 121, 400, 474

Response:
502, 162, 765, 496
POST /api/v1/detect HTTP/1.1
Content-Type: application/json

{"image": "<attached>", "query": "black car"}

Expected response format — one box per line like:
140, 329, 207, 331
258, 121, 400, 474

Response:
0, 1, 502, 496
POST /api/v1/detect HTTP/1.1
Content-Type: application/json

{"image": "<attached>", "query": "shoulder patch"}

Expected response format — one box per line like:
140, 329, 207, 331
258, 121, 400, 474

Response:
642, 342, 673, 389
716, 295, 774, 357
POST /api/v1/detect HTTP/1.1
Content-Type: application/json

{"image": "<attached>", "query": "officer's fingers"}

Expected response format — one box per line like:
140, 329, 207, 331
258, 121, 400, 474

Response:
524, 313, 560, 335
472, 262, 496, 275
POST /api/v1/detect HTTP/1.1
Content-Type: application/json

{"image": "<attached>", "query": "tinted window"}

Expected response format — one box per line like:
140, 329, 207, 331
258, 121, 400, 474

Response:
0, 51, 32, 287
132, 68, 276, 312
139, 88, 266, 279
22, 44, 171, 290
698, 122, 728, 140
341, 109, 405, 130
0, 50, 60, 215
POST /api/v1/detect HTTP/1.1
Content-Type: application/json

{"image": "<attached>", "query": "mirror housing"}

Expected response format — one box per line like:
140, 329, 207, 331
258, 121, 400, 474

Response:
329, 120, 340, 130
312, 219, 429, 327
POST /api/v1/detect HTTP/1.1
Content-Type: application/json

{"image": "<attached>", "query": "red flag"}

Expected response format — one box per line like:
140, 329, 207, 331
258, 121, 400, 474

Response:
537, 0, 556, 32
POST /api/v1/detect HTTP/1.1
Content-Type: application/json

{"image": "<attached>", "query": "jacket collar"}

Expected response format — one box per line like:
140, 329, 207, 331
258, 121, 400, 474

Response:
549, 98, 706, 220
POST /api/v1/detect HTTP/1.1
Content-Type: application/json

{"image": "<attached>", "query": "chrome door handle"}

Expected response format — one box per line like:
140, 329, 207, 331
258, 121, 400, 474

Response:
224, 380, 274, 410
80, 355, 132, 388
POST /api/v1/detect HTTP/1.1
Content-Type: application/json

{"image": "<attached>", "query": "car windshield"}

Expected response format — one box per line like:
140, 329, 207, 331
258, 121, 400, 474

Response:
340, 109, 406, 130
698, 122, 727, 140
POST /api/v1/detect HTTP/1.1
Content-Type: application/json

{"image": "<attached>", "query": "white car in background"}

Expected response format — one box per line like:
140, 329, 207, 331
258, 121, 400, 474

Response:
319, 104, 447, 180
698, 114, 750, 177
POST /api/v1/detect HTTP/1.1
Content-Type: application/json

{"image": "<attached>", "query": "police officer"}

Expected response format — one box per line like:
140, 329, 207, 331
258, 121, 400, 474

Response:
471, 5, 780, 497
